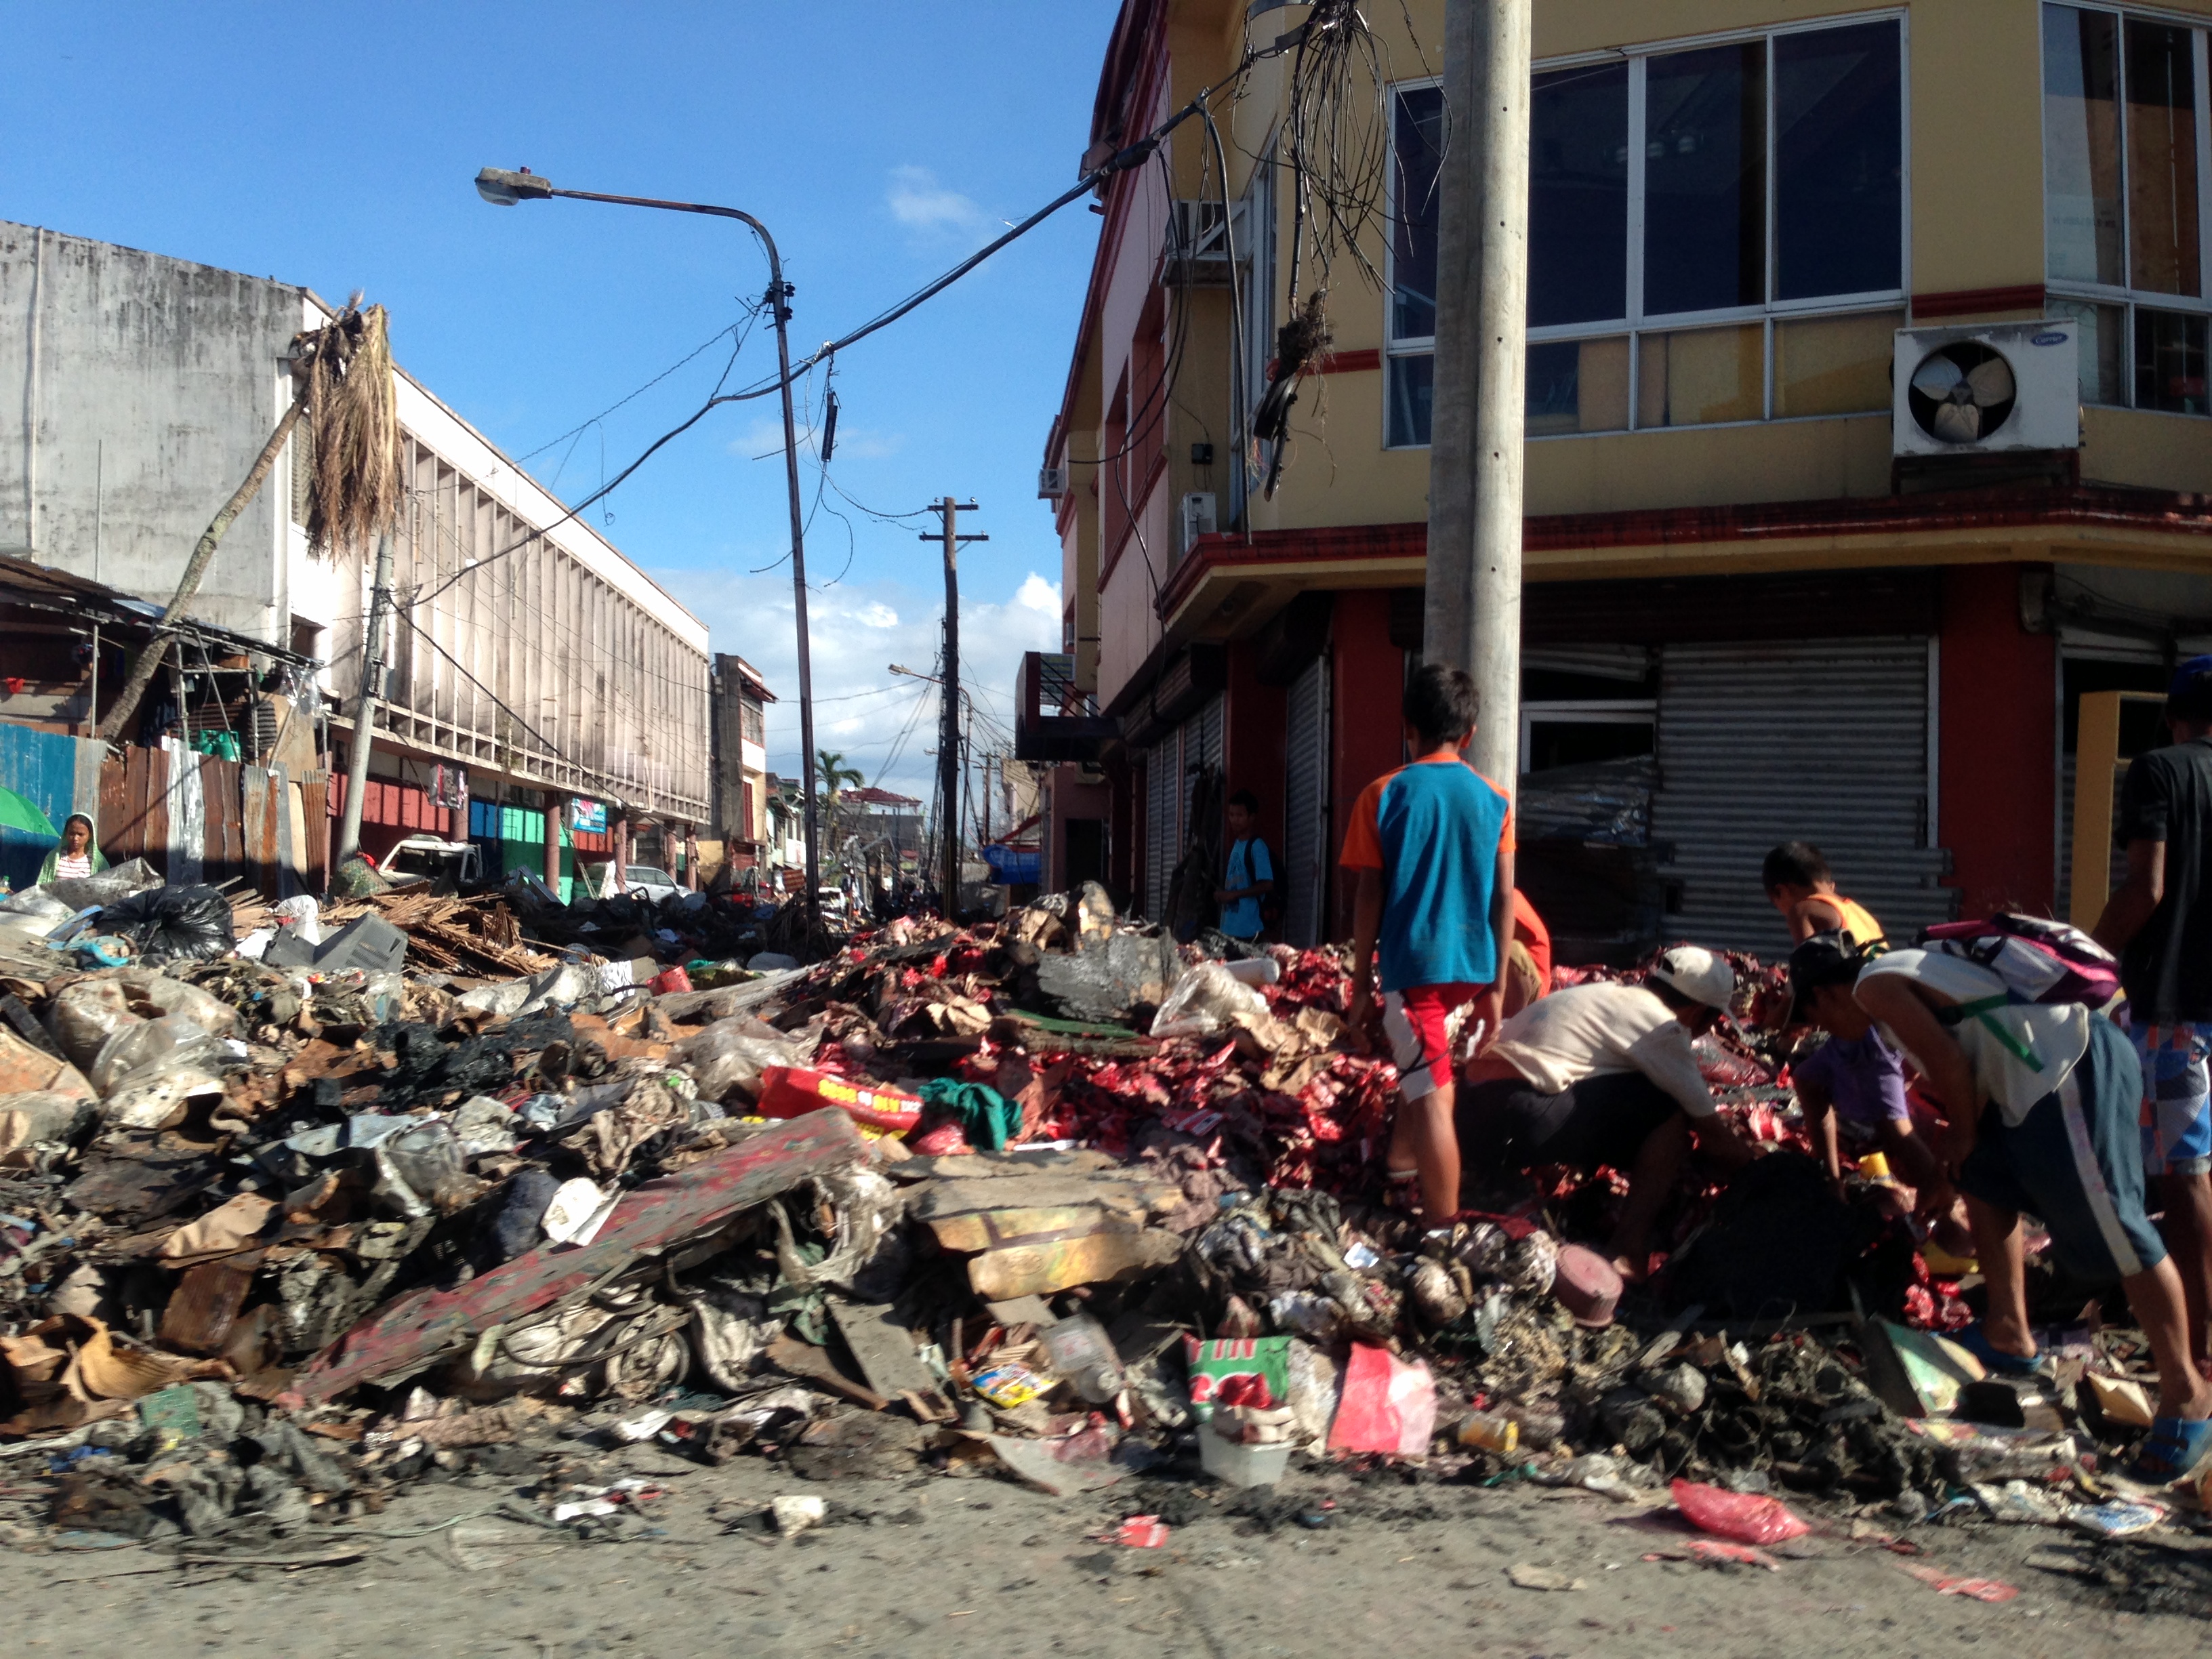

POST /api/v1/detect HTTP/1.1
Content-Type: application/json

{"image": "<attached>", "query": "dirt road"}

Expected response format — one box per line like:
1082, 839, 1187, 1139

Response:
7, 1433, 2207, 1658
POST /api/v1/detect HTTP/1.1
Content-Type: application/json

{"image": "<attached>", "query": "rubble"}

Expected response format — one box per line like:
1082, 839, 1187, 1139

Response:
0, 869, 2205, 1584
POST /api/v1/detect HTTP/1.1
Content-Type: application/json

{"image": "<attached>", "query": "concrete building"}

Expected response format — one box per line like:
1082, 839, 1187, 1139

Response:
1030, 0, 2212, 961
709, 652, 775, 872
0, 222, 712, 895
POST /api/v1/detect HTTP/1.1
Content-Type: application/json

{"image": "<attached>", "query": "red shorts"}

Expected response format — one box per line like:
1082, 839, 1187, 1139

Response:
1382, 983, 1481, 1100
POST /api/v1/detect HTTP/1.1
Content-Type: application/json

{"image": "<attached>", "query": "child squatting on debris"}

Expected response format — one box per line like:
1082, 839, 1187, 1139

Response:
1454, 947, 1763, 1281
1784, 930, 1975, 1261
1340, 663, 1515, 1235
1763, 840, 1885, 947
1854, 946, 2212, 1480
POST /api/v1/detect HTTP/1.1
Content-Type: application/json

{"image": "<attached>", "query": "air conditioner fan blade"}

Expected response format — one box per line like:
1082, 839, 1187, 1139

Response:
1931, 401, 1983, 443
1965, 356, 2017, 407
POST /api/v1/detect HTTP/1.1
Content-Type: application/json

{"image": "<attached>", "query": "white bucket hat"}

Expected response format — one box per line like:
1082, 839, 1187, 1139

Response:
1650, 945, 1735, 1012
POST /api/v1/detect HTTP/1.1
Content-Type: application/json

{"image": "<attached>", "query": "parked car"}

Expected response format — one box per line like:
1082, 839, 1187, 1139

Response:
577, 863, 683, 903
377, 837, 481, 895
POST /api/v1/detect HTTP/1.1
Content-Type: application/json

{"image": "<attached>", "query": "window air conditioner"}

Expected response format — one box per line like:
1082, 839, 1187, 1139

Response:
1162, 199, 1248, 286
1892, 321, 2081, 456
1181, 491, 1218, 552
1038, 465, 1069, 499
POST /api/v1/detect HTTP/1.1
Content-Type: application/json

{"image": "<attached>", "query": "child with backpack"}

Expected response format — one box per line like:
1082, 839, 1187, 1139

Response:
1856, 917, 2212, 1481
1214, 790, 1275, 942
1342, 663, 1515, 1234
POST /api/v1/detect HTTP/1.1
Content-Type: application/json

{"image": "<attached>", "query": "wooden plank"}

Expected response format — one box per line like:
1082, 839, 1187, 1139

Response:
241, 766, 274, 899
926, 1206, 1132, 1254
967, 1229, 1184, 1301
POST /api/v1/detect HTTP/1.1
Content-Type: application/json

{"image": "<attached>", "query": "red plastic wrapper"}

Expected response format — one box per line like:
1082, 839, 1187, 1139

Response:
1669, 1478, 1811, 1544
754, 1065, 924, 1131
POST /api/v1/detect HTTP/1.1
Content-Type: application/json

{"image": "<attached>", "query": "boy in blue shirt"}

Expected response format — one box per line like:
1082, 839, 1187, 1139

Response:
1214, 790, 1274, 941
1342, 663, 1515, 1231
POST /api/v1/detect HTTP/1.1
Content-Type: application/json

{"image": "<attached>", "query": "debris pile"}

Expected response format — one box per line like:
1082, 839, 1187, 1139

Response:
0, 876, 2204, 1565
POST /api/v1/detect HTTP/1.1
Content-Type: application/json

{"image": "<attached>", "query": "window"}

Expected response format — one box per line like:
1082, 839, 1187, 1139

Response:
1385, 15, 1905, 447
2045, 4, 2212, 415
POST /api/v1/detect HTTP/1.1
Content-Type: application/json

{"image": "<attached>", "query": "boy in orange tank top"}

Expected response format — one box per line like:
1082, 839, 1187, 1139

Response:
1763, 841, 1885, 947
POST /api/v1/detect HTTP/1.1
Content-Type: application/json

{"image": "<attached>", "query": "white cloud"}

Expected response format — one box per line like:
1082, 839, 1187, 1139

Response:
666, 567, 1063, 800
886, 165, 992, 244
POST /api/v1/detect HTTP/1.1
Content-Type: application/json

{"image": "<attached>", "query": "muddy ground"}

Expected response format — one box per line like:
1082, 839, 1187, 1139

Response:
6, 1432, 2209, 1659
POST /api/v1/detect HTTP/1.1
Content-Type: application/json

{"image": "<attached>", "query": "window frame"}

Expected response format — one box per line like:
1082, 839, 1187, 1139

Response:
2041, 1, 2212, 416
1383, 7, 1912, 448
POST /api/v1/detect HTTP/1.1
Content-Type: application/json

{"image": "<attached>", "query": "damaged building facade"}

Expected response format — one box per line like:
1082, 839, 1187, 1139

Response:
0, 222, 712, 895
1029, 0, 2212, 962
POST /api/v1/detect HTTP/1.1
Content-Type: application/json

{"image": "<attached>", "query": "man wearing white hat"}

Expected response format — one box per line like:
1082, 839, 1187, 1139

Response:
1456, 945, 1760, 1278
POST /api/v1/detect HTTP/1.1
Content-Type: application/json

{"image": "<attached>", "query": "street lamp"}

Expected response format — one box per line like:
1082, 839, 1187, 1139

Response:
473, 165, 823, 920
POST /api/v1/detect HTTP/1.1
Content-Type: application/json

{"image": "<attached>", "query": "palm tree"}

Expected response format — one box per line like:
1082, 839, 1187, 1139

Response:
816, 750, 865, 853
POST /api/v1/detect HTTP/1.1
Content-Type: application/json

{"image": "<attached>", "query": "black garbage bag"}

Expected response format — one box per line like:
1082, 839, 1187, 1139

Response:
98, 884, 237, 964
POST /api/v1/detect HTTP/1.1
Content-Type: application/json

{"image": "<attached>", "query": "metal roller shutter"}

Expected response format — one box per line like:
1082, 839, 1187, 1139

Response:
1282, 654, 1330, 946
1145, 735, 1176, 920
1193, 694, 1224, 774
1650, 637, 1954, 956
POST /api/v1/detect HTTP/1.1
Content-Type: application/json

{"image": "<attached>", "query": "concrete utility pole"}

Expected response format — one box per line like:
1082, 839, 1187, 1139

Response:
335, 529, 396, 867
922, 499, 985, 916
1422, 0, 1533, 790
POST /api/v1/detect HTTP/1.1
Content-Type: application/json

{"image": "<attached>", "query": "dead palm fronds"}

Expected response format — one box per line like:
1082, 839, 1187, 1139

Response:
101, 297, 402, 740
299, 296, 402, 554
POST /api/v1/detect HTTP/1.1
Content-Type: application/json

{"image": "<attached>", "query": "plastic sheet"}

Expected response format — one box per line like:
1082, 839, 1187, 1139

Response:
670, 1017, 804, 1103
1149, 960, 1271, 1040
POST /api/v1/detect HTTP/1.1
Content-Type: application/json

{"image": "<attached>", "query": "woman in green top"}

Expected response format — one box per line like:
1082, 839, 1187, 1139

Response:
37, 813, 106, 884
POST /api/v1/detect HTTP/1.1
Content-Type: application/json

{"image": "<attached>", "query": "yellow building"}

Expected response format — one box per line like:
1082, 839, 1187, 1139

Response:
1023, 0, 2212, 959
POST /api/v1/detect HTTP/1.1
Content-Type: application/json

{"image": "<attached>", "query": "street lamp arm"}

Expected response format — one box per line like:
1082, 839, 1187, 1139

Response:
543, 189, 785, 284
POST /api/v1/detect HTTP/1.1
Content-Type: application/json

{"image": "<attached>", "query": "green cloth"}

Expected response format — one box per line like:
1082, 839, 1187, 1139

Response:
36, 842, 106, 884
917, 1078, 1021, 1152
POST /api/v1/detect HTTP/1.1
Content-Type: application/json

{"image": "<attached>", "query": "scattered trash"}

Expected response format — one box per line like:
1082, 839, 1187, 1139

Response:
1670, 1479, 1811, 1545
1507, 1562, 1584, 1591
1901, 1563, 2021, 1603
1112, 1515, 1171, 1548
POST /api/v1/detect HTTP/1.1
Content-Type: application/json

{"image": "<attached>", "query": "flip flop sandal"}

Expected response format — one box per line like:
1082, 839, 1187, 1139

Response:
1952, 1322, 2044, 1378
2127, 1414, 2212, 1484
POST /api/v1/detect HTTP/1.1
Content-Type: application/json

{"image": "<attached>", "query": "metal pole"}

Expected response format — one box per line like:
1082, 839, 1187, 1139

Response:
335, 529, 395, 866
1422, 0, 1532, 791
939, 497, 960, 916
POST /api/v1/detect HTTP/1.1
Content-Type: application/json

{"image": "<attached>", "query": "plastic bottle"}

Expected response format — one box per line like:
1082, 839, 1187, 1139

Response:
1038, 1313, 1125, 1403
1456, 1410, 1519, 1454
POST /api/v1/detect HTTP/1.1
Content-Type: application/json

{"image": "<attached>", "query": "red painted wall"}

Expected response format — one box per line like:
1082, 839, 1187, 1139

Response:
1329, 590, 1406, 941
1940, 563, 2057, 918
1223, 642, 1288, 861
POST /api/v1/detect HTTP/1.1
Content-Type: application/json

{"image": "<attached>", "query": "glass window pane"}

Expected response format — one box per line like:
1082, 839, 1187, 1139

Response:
2048, 296, 2128, 403
2135, 307, 2209, 413
1637, 325, 1765, 427
2043, 4, 2125, 287
1774, 310, 1902, 417
1391, 85, 1446, 342
1530, 62, 1629, 326
1387, 352, 1435, 447
1527, 337, 1631, 434
1643, 43, 1766, 316
2125, 20, 2201, 296
1775, 22, 1902, 300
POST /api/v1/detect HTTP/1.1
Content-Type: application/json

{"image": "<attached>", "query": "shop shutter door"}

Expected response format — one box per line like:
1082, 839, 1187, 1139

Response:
1282, 654, 1330, 946
1193, 694, 1224, 773
1145, 735, 1176, 920
1650, 638, 1953, 956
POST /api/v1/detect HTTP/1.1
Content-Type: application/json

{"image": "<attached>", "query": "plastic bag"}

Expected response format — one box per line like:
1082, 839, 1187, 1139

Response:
670, 1017, 804, 1103
1669, 1478, 1811, 1544
89, 1012, 225, 1097
97, 884, 236, 964
0, 885, 80, 936
1327, 1341, 1437, 1457
382, 1120, 476, 1214
45, 857, 161, 912
47, 972, 238, 1069
272, 895, 323, 945
1149, 961, 1271, 1040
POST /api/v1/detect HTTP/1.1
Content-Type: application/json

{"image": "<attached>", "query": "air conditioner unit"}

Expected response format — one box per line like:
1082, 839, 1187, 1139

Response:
1181, 491, 1218, 551
1893, 321, 2081, 456
1038, 465, 1069, 499
1162, 199, 1248, 287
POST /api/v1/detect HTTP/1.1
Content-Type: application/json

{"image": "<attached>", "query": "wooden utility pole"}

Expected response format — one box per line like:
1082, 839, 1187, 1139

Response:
922, 499, 985, 916
1422, 0, 1533, 790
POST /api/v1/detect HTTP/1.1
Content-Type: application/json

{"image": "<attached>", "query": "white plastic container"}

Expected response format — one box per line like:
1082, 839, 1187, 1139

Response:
1222, 956, 1282, 986
1199, 1431, 1293, 1487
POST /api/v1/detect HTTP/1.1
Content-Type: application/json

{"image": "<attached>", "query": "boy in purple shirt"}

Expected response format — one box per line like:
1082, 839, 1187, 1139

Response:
1786, 933, 1970, 1254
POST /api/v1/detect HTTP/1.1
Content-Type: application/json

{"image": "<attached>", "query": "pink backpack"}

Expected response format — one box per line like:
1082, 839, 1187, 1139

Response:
1918, 915, 2122, 1010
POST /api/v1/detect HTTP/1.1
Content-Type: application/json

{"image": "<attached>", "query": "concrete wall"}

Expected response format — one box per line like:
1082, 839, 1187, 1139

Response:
0, 221, 300, 638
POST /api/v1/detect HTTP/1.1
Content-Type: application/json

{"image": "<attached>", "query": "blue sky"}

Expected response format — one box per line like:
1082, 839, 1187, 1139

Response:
0, 2, 1120, 797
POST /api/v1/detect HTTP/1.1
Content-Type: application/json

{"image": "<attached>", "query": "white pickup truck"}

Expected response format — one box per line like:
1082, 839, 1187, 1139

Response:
377, 837, 482, 894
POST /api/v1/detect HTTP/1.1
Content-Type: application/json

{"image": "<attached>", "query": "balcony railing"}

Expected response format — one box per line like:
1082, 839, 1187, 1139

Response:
1014, 651, 1116, 762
